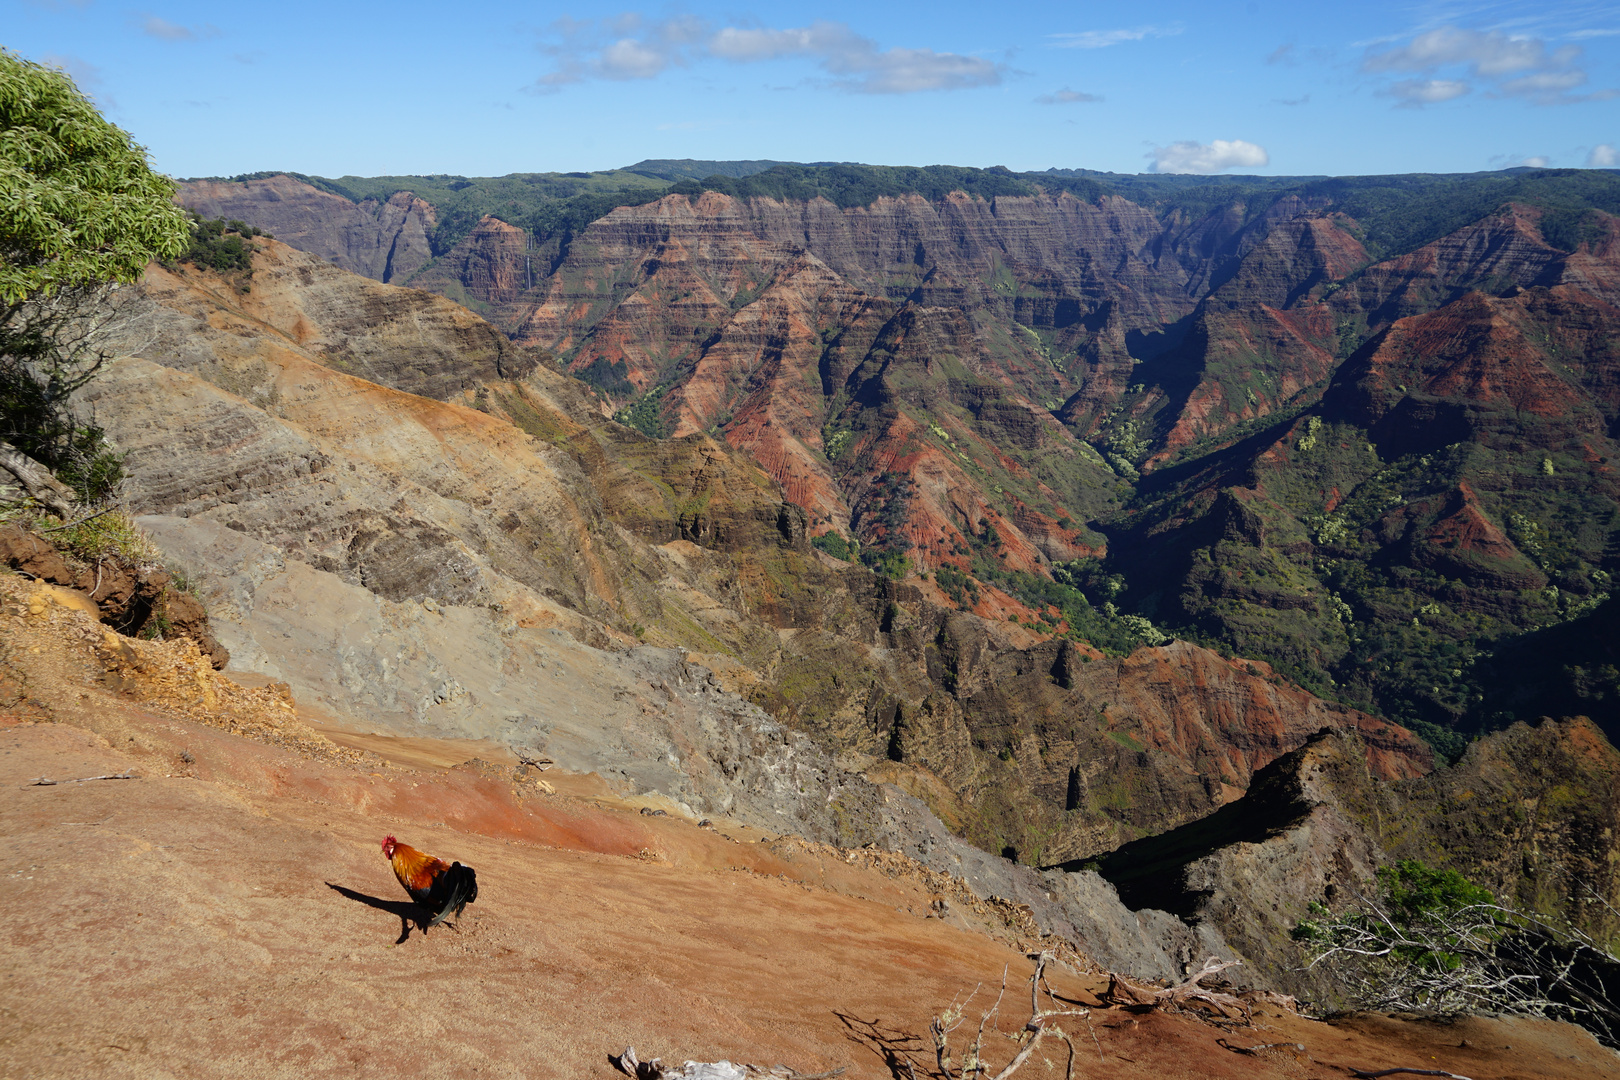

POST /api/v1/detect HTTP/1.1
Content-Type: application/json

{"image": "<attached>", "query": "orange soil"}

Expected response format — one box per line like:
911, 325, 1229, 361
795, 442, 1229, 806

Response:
1, 590, 1614, 1079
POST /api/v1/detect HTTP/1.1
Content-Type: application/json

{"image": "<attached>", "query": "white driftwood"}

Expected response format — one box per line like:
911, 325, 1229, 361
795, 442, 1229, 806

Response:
1104, 956, 1252, 1022
22, 770, 135, 788
610, 1047, 845, 1080
0, 440, 76, 519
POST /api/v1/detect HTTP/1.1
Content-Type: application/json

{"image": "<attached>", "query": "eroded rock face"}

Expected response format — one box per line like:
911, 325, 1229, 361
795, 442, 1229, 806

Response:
1073, 718, 1620, 998
1098, 206, 1620, 733
180, 175, 437, 284
0, 523, 229, 668
81, 244, 1448, 963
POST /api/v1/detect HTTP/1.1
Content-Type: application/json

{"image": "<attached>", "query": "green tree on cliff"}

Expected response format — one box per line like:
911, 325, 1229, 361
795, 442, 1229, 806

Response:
0, 49, 190, 505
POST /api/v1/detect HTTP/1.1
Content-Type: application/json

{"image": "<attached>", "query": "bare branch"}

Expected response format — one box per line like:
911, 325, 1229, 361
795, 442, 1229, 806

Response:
1218, 1039, 1305, 1056
22, 770, 136, 787
0, 440, 75, 518
37, 502, 123, 532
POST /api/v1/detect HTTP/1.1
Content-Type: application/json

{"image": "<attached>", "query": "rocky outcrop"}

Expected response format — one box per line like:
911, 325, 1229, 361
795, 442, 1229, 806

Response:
0, 522, 229, 668
407, 215, 537, 327
70, 245, 1448, 906
179, 175, 437, 283
1078, 730, 1389, 998
139, 239, 542, 401
1072, 717, 1620, 999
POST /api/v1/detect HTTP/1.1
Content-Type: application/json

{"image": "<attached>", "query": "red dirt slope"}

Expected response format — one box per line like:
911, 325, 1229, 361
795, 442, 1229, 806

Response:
1, 585, 1612, 1079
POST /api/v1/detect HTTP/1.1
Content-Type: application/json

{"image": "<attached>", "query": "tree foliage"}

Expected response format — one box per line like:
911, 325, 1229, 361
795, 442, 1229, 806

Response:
0, 50, 190, 302
1, 50, 190, 504
178, 215, 264, 273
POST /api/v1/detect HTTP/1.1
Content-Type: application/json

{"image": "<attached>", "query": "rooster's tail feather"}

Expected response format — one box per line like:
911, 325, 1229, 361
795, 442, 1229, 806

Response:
424, 862, 477, 927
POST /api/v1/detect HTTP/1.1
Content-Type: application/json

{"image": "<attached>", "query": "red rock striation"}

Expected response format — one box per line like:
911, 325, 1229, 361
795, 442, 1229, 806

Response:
408, 215, 535, 320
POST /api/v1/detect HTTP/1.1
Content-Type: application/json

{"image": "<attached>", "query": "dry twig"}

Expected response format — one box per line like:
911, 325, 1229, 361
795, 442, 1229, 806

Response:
1350, 1070, 1475, 1080
928, 951, 1095, 1079
1218, 1039, 1305, 1056
22, 770, 135, 787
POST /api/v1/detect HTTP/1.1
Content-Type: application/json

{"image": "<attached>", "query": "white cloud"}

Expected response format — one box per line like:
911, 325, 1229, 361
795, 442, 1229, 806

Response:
1364, 27, 1573, 77
535, 14, 706, 88
709, 23, 856, 61
1363, 25, 1615, 105
823, 47, 1002, 94
597, 38, 670, 79
137, 14, 221, 41
1036, 88, 1103, 105
1589, 143, 1619, 167
1523, 156, 1550, 167
1148, 139, 1269, 174
1048, 25, 1182, 50
709, 20, 1004, 94
534, 16, 1004, 95
1383, 77, 1472, 106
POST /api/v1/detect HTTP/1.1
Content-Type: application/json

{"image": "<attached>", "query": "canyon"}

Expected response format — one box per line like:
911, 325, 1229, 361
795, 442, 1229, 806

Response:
3, 162, 1618, 1075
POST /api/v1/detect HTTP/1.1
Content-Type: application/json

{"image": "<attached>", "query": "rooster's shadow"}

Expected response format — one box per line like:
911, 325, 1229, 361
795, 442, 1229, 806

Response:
325, 882, 439, 944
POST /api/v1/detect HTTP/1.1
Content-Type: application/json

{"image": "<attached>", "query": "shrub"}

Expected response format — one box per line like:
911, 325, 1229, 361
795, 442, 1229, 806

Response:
1294, 860, 1620, 1045
811, 531, 855, 562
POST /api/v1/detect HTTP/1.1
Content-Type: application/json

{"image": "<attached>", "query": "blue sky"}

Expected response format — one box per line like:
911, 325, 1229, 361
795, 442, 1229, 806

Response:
8, 0, 1619, 179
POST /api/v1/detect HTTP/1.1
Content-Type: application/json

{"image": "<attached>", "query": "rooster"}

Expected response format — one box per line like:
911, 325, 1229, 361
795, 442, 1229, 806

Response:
380, 835, 477, 928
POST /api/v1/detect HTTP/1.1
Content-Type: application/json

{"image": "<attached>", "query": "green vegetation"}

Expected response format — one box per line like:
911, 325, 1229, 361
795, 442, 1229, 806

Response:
670, 163, 1086, 208
611, 383, 669, 439
4, 502, 158, 563
1296, 168, 1620, 259
1294, 859, 1619, 1043
860, 547, 911, 580
1, 51, 189, 505
810, 530, 856, 562
178, 215, 265, 273
0, 51, 190, 302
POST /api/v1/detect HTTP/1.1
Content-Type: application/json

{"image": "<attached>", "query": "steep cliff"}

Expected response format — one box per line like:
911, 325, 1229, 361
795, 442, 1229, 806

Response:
76, 240, 1440, 885
1080, 718, 1620, 999
181, 174, 437, 283
1101, 206, 1620, 743
173, 168, 1620, 759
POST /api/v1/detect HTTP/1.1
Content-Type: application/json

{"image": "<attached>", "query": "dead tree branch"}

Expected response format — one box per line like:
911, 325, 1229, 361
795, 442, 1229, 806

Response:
609, 1046, 846, 1079
1102, 956, 1252, 1024
0, 440, 76, 518
21, 770, 135, 787
928, 951, 1095, 1080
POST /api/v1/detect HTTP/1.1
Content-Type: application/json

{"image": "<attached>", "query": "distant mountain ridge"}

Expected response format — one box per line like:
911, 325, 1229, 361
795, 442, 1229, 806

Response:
175, 165, 1620, 755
